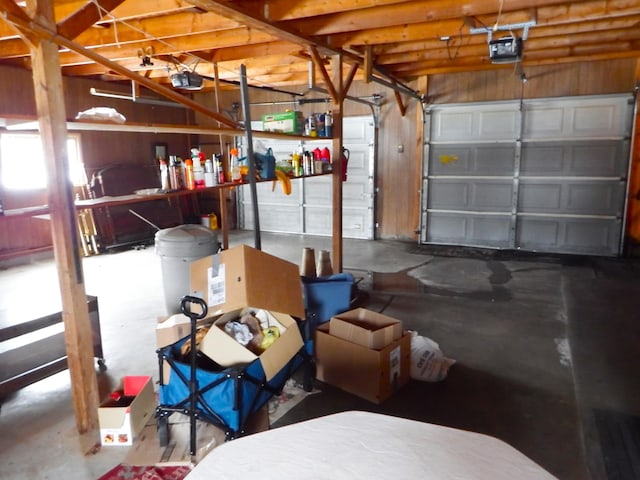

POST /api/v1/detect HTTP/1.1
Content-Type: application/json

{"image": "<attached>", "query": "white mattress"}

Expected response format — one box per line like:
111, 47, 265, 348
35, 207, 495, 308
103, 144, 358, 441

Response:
186, 411, 557, 479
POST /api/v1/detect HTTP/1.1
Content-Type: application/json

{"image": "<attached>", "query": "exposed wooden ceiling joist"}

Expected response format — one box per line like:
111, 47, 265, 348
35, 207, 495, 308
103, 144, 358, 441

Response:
0, 0, 638, 95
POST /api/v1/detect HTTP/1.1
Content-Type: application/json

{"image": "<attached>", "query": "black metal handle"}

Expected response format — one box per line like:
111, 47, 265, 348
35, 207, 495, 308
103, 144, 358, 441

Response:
180, 295, 208, 320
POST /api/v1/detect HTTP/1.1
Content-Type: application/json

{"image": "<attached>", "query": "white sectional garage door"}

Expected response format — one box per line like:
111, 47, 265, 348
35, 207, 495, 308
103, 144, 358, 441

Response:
422, 94, 633, 256
239, 116, 375, 239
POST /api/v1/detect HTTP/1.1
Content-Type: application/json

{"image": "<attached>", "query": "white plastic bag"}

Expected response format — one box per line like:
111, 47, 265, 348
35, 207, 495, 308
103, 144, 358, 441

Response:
75, 107, 126, 124
409, 330, 456, 382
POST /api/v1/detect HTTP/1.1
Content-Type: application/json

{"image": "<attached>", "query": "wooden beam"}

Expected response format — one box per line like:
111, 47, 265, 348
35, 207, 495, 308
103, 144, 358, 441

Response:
57, 0, 127, 40
24, 0, 99, 436
309, 46, 338, 103
0, 9, 240, 129
331, 53, 344, 273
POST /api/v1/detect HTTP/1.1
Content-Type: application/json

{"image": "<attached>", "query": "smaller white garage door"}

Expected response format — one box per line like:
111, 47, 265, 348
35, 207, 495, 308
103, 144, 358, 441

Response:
239, 116, 375, 239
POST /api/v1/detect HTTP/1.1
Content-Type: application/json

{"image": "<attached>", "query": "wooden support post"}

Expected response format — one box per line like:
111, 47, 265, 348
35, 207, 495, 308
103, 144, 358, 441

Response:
331, 54, 344, 273
26, 0, 99, 436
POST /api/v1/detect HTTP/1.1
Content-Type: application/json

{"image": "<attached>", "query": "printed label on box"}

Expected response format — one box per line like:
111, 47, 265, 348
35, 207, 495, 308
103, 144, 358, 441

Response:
389, 345, 401, 383
207, 264, 226, 307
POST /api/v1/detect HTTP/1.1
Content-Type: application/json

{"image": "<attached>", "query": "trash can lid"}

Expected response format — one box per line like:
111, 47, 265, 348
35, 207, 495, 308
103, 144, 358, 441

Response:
155, 224, 218, 257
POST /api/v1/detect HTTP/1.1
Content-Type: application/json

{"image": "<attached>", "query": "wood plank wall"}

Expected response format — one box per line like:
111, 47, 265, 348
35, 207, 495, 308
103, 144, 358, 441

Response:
0, 65, 191, 259
1, 57, 638, 259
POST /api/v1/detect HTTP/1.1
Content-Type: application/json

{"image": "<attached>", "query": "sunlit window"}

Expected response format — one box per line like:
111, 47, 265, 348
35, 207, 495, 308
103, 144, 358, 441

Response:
0, 133, 86, 190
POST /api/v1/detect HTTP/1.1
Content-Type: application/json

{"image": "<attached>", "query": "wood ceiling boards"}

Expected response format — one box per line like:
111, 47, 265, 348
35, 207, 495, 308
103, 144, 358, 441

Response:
0, 0, 639, 94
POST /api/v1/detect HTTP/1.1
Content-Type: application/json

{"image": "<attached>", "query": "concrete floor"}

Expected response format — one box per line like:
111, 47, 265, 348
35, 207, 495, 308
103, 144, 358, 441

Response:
0, 231, 638, 479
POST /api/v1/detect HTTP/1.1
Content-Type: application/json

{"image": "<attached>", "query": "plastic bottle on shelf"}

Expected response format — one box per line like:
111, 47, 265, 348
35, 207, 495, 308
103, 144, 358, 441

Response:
184, 158, 195, 190
159, 158, 170, 191
230, 148, 242, 183
191, 148, 206, 189
320, 147, 332, 173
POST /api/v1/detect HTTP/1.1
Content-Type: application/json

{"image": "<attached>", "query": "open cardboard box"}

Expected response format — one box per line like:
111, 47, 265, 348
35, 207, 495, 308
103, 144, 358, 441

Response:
190, 244, 305, 318
315, 323, 411, 404
329, 308, 403, 349
98, 376, 155, 446
189, 244, 305, 381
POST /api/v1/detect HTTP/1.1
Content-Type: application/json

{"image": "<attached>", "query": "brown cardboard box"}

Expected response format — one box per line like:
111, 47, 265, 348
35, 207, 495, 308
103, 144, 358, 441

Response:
199, 308, 302, 381
156, 313, 213, 349
98, 376, 155, 446
189, 245, 305, 381
190, 244, 305, 318
315, 323, 411, 404
329, 308, 403, 349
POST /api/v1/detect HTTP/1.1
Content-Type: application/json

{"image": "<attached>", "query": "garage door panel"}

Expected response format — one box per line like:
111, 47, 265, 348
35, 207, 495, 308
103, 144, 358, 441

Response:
429, 145, 515, 175
521, 141, 627, 176
304, 207, 332, 235
524, 96, 629, 139
517, 217, 620, 255
242, 204, 302, 233
255, 180, 301, 205
519, 180, 624, 215
429, 180, 513, 211
304, 176, 331, 205
426, 212, 511, 247
431, 103, 519, 142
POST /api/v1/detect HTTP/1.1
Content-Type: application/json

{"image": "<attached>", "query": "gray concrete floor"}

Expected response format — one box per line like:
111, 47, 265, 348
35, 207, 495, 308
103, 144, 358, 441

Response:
0, 231, 638, 479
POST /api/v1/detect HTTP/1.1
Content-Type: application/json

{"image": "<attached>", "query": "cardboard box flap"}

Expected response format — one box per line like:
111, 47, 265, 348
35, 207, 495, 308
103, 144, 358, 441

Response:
329, 308, 403, 350
198, 309, 303, 381
190, 244, 305, 318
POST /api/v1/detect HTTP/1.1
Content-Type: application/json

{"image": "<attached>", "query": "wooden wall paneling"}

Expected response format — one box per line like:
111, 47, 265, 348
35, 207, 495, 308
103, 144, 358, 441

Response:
626, 59, 640, 248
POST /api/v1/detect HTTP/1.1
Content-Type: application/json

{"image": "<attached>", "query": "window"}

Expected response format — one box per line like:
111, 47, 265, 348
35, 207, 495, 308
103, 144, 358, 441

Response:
0, 133, 86, 190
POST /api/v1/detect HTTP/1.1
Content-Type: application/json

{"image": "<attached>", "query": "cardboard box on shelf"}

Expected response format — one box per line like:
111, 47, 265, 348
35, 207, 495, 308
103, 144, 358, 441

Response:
98, 376, 155, 446
189, 244, 305, 381
329, 308, 403, 350
262, 111, 304, 134
315, 323, 411, 404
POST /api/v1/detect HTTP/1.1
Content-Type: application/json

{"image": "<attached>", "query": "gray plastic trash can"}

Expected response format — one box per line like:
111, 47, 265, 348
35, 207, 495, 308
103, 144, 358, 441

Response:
155, 224, 219, 314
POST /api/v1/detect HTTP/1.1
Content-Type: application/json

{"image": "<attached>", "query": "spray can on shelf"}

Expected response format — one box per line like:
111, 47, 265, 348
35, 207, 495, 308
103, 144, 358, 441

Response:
184, 158, 195, 190
169, 155, 185, 190
215, 154, 225, 184
324, 111, 333, 137
204, 158, 215, 187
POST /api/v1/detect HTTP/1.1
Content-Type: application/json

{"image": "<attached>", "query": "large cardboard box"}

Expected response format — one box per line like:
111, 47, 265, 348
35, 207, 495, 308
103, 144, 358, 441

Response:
190, 244, 305, 318
189, 245, 305, 381
329, 308, 403, 350
315, 323, 411, 404
98, 376, 155, 446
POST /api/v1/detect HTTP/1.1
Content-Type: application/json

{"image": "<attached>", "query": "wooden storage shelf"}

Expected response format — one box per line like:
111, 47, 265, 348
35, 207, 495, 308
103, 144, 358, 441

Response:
0, 296, 105, 398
